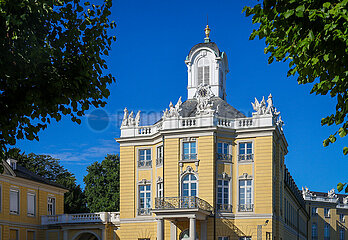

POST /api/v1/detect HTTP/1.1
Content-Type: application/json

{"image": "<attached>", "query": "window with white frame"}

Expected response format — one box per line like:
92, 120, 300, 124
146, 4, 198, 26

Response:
157, 181, 163, 198
47, 197, 56, 215
156, 146, 163, 166
10, 189, 19, 214
217, 142, 232, 161
324, 208, 330, 218
197, 58, 210, 85
311, 206, 318, 216
139, 149, 152, 168
324, 223, 330, 240
139, 185, 151, 215
182, 174, 197, 197
339, 227, 345, 240
238, 142, 253, 161
218, 237, 229, 240
339, 213, 345, 222
239, 179, 253, 212
27, 192, 36, 216
217, 179, 230, 211
183, 141, 197, 160
239, 237, 251, 240
312, 223, 318, 240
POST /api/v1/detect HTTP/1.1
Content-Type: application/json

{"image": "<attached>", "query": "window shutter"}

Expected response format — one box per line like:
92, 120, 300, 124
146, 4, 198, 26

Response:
204, 66, 209, 84
27, 193, 35, 215
197, 67, 203, 85
10, 190, 19, 213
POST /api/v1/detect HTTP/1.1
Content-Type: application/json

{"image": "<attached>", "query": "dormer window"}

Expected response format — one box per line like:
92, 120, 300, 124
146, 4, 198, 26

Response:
197, 58, 210, 85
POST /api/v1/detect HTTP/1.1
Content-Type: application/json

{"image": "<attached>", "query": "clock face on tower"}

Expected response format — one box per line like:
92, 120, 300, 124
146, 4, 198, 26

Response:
198, 88, 207, 98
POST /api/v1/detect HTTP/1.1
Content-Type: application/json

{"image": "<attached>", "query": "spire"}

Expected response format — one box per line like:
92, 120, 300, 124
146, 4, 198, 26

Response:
204, 16, 211, 43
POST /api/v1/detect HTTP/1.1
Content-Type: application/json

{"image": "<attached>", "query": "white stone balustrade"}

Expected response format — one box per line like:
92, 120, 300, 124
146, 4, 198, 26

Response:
41, 212, 120, 225
120, 114, 279, 138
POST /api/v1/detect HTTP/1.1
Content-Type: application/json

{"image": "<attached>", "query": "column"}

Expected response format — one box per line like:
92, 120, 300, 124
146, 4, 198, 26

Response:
170, 221, 177, 240
200, 220, 207, 240
157, 218, 164, 240
189, 216, 196, 240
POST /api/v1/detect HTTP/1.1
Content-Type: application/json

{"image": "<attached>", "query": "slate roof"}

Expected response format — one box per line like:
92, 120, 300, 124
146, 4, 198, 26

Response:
14, 165, 67, 190
180, 97, 246, 119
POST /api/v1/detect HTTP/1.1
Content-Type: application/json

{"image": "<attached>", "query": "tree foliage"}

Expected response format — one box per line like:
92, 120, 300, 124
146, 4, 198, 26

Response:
243, 0, 348, 190
0, 0, 116, 154
7, 148, 88, 213
84, 154, 120, 212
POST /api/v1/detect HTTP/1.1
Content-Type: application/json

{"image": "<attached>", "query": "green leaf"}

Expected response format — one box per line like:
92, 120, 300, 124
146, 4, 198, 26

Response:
323, 2, 331, 8
296, 5, 305, 17
339, 127, 347, 138
323, 54, 329, 62
344, 147, 348, 155
284, 10, 295, 19
338, 182, 346, 192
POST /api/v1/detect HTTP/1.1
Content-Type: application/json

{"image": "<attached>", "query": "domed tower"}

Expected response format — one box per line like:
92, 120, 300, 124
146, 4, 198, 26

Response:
185, 25, 229, 100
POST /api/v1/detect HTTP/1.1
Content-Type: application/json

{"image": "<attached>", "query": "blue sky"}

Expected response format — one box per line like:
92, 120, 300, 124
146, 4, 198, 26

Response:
15, 0, 346, 192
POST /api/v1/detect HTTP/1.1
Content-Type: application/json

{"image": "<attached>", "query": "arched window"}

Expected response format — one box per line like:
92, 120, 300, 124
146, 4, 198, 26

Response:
197, 58, 210, 85
182, 174, 197, 197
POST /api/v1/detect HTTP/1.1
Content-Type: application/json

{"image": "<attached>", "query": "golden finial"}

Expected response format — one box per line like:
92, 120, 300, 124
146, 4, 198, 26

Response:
204, 15, 211, 43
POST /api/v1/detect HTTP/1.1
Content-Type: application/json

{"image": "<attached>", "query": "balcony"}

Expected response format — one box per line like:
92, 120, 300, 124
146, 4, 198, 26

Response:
154, 196, 213, 213
138, 160, 152, 168
138, 208, 152, 216
217, 204, 232, 212
181, 153, 197, 161
238, 204, 254, 212
216, 153, 232, 162
41, 212, 120, 226
238, 154, 253, 162
156, 157, 163, 166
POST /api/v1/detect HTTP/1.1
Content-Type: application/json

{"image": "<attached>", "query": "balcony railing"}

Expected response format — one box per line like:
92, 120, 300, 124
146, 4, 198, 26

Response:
217, 204, 232, 212
138, 160, 152, 168
238, 204, 254, 212
216, 153, 232, 161
182, 153, 197, 161
138, 208, 151, 216
155, 196, 213, 212
41, 212, 120, 225
156, 157, 163, 166
238, 154, 253, 161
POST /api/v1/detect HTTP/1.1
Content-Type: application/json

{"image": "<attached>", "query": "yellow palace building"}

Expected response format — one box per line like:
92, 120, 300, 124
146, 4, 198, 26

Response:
116, 26, 310, 240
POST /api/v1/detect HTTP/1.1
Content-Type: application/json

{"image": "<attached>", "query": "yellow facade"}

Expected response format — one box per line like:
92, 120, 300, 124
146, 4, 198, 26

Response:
0, 160, 67, 240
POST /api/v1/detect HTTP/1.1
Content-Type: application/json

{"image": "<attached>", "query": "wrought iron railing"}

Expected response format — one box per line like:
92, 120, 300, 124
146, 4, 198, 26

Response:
238, 204, 254, 212
238, 154, 253, 161
156, 157, 163, 166
182, 153, 197, 161
155, 196, 213, 212
217, 204, 232, 212
138, 208, 151, 216
216, 153, 232, 161
138, 160, 152, 168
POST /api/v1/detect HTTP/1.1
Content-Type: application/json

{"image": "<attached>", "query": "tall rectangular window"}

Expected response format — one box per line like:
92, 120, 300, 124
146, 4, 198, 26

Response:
324, 223, 330, 240
311, 207, 318, 216
139, 149, 152, 168
239, 179, 252, 212
312, 223, 318, 240
217, 179, 230, 211
27, 231, 36, 240
10, 189, 19, 214
9, 229, 19, 240
27, 192, 36, 216
218, 237, 229, 240
139, 185, 151, 215
157, 182, 163, 198
197, 66, 209, 85
324, 208, 330, 218
238, 142, 253, 161
339, 227, 345, 240
47, 197, 56, 215
339, 213, 345, 222
217, 142, 231, 161
156, 146, 163, 166
183, 142, 196, 160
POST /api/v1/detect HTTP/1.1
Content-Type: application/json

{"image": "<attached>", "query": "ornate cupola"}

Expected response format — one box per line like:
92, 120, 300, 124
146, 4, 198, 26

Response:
185, 25, 229, 100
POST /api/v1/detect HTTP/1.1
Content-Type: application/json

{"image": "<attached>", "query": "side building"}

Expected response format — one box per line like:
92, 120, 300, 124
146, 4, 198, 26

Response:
116, 27, 308, 240
303, 187, 348, 240
0, 159, 67, 240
